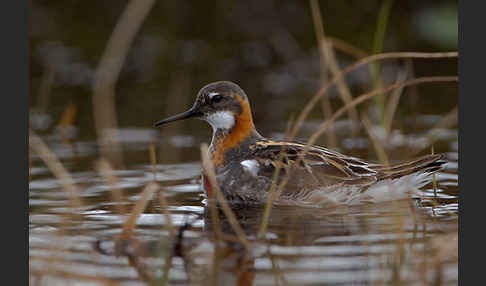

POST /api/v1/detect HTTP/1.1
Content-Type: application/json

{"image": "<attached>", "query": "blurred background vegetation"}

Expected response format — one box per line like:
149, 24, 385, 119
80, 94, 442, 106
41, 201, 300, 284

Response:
29, 0, 457, 162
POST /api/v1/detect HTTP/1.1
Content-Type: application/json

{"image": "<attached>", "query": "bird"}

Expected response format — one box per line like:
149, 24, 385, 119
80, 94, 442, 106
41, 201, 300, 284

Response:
154, 81, 446, 206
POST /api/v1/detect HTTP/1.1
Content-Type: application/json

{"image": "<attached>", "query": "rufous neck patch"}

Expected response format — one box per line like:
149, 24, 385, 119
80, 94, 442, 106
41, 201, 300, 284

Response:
211, 95, 255, 167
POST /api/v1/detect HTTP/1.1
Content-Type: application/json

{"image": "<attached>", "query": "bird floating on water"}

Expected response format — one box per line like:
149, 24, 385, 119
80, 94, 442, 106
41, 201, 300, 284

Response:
154, 81, 445, 206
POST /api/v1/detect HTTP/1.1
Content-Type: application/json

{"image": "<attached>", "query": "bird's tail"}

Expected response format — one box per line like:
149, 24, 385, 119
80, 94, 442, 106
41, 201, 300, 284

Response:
371, 153, 446, 181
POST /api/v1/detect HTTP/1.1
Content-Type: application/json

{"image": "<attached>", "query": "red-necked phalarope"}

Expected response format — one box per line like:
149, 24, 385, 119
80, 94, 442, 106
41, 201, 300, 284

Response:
154, 81, 445, 205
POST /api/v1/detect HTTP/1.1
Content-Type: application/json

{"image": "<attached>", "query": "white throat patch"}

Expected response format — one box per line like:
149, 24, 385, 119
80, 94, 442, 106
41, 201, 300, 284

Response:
206, 111, 235, 131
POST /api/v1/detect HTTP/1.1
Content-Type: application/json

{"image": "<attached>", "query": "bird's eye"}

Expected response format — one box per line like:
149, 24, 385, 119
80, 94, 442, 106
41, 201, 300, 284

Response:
211, 94, 223, 103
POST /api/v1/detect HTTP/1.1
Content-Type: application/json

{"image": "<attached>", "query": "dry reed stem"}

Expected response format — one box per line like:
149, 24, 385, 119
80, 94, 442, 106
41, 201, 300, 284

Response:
326, 36, 369, 59
158, 249, 173, 286
157, 192, 175, 237
431, 146, 438, 199
310, 0, 360, 136
97, 159, 127, 215
309, 0, 335, 148
408, 199, 419, 242
149, 142, 157, 180
127, 255, 154, 285
199, 145, 223, 264
262, 31, 365, 63
58, 103, 77, 143
258, 121, 296, 239
411, 106, 458, 156
92, 0, 155, 169
361, 112, 390, 166
289, 51, 458, 139
306, 76, 458, 148
384, 67, 408, 135
29, 130, 82, 211
258, 163, 293, 240
268, 252, 288, 286
208, 186, 223, 243
148, 142, 175, 236
257, 158, 283, 240
319, 96, 338, 148
120, 181, 159, 239
202, 146, 223, 270
200, 143, 252, 251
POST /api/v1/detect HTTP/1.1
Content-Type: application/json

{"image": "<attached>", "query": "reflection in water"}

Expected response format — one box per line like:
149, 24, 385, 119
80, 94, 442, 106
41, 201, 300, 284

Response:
184, 200, 456, 286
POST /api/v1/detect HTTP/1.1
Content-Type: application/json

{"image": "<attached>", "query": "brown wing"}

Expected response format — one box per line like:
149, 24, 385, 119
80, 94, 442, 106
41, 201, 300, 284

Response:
250, 140, 379, 189
250, 140, 446, 190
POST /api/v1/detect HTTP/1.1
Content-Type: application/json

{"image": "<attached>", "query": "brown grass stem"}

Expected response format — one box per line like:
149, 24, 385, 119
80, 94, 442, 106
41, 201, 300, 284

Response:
306, 76, 458, 148
149, 142, 157, 181
384, 67, 408, 135
361, 112, 390, 166
200, 144, 252, 251
431, 145, 438, 199
97, 159, 127, 215
310, 0, 360, 136
259, 121, 296, 239
257, 159, 283, 240
288, 51, 458, 139
92, 0, 155, 169
127, 256, 154, 285
120, 182, 159, 239
258, 162, 293, 241
29, 130, 82, 211
326, 36, 369, 59
158, 192, 175, 237
411, 106, 458, 157
162, 252, 174, 286
148, 142, 176, 236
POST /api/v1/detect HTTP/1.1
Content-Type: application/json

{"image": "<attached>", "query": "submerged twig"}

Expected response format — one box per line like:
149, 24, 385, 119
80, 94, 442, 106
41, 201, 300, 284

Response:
29, 130, 82, 211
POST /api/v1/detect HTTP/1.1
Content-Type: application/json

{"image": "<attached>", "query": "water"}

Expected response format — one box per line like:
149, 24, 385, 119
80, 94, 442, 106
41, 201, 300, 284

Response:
29, 116, 458, 285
